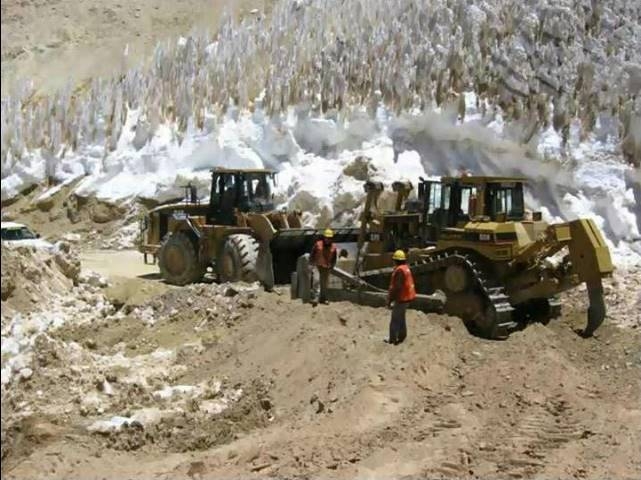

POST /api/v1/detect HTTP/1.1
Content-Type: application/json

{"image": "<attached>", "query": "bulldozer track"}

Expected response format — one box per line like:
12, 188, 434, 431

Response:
357, 249, 516, 338
413, 250, 516, 339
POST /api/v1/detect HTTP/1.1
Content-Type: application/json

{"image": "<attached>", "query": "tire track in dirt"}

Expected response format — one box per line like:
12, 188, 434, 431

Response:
396, 386, 477, 478
493, 395, 587, 478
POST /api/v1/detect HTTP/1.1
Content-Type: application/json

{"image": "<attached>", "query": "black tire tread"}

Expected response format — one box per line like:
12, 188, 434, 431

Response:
220, 234, 259, 282
158, 231, 205, 285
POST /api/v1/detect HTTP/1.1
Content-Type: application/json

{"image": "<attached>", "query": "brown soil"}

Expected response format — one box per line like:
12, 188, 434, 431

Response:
1, 0, 268, 96
0, 244, 78, 318
2, 273, 640, 480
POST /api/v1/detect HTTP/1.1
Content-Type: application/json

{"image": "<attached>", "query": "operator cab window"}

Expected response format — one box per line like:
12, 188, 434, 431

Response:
236, 174, 248, 204
256, 177, 271, 201
459, 187, 478, 215
425, 182, 442, 214
246, 178, 258, 200
441, 184, 451, 210
210, 174, 223, 208
247, 175, 271, 202
219, 174, 238, 211
487, 183, 524, 220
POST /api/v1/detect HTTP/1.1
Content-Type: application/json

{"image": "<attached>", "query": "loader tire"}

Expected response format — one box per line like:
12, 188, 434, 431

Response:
218, 234, 259, 283
158, 232, 205, 285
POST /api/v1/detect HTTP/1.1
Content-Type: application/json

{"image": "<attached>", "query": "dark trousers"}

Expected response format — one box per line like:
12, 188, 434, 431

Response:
389, 302, 408, 344
312, 267, 331, 303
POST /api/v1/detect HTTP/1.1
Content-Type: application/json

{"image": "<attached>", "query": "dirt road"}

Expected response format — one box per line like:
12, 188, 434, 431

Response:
81, 249, 157, 279
2, 249, 640, 479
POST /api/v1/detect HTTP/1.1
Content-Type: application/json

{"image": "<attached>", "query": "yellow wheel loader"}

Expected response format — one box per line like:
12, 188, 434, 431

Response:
139, 168, 358, 287
351, 176, 614, 339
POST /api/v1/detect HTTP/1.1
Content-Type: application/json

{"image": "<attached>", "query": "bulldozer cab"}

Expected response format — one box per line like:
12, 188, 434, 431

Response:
208, 168, 276, 225
418, 176, 527, 236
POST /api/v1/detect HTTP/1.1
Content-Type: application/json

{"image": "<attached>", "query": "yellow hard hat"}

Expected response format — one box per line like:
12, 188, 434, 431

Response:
323, 228, 334, 238
392, 250, 407, 261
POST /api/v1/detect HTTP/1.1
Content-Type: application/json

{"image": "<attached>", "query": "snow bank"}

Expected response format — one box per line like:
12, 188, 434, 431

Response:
3, 98, 640, 266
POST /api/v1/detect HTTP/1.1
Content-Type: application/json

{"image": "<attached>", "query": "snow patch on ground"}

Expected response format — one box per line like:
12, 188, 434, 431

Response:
86, 379, 243, 433
1, 279, 114, 386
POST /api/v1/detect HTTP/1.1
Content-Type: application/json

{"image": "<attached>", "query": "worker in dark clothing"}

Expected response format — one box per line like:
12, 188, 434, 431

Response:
386, 250, 416, 344
187, 182, 198, 203
310, 228, 337, 305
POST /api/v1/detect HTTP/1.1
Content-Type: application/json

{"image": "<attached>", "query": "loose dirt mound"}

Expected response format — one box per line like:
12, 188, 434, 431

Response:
1, 243, 79, 318
2, 281, 640, 479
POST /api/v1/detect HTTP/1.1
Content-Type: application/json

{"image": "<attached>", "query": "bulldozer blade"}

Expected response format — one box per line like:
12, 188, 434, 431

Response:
584, 283, 606, 337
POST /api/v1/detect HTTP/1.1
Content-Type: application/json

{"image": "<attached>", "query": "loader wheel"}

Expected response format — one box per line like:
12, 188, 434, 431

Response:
218, 234, 259, 283
158, 232, 205, 285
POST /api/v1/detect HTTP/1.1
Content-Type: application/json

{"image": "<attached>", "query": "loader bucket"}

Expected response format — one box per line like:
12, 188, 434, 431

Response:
269, 227, 360, 284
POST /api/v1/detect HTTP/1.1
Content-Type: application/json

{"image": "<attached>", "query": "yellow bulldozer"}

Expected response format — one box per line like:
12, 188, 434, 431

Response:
139, 167, 358, 287
335, 175, 614, 339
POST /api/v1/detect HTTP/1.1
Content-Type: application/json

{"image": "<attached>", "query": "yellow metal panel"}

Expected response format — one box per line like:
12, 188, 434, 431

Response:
568, 219, 614, 280
513, 223, 531, 247
554, 224, 571, 242
520, 222, 535, 242
435, 240, 512, 262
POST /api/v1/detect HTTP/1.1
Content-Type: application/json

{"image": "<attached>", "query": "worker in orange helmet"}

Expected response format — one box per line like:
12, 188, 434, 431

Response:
310, 228, 337, 305
386, 250, 416, 344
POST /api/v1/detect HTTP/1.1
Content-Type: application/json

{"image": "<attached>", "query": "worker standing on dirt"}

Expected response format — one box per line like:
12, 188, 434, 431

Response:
310, 228, 337, 305
386, 250, 416, 345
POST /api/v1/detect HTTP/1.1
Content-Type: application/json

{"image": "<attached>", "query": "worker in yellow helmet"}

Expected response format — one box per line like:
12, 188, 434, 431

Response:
386, 250, 416, 345
310, 228, 337, 305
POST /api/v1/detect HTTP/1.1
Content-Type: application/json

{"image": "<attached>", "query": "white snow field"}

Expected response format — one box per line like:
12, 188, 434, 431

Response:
1, 0, 640, 264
